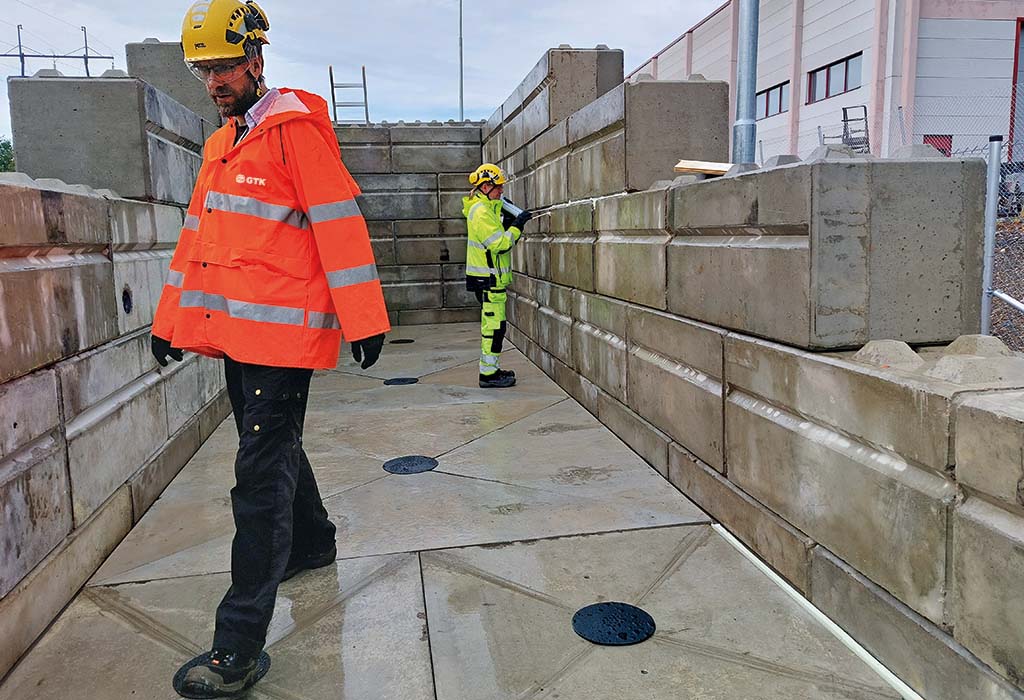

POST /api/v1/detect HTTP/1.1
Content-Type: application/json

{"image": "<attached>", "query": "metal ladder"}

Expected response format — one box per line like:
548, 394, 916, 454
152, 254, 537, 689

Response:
329, 65, 370, 125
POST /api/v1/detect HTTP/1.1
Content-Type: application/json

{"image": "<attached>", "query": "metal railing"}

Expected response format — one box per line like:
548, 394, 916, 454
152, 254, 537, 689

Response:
982, 135, 1024, 350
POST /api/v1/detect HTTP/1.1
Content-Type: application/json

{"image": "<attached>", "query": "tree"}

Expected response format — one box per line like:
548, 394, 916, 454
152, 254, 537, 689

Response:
0, 136, 13, 172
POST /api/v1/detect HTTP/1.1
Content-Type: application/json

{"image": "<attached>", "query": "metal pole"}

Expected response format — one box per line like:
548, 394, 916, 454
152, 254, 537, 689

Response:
362, 65, 369, 125
981, 135, 1002, 335
82, 26, 90, 77
329, 65, 337, 124
731, 0, 760, 164
459, 0, 464, 122
17, 25, 25, 77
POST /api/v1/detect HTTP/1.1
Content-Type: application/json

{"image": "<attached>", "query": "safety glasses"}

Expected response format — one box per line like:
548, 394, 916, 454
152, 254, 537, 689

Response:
187, 58, 253, 83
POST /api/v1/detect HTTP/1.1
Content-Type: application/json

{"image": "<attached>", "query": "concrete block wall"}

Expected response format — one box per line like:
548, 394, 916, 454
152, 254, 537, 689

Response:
481, 48, 730, 214
8, 74, 214, 206
492, 52, 1022, 695
0, 175, 230, 679
337, 123, 484, 325
516, 156, 985, 352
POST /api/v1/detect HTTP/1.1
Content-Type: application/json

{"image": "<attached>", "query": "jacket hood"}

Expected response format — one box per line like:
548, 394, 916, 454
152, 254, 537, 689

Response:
462, 192, 494, 217
208, 88, 336, 160
251, 88, 331, 130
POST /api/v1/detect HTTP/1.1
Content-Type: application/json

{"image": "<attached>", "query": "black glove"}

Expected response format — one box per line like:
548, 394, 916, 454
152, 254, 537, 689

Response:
511, 210, 533, 230
351, 333, 385, 369
501, 210, 516, 229
151, 334, 184, 367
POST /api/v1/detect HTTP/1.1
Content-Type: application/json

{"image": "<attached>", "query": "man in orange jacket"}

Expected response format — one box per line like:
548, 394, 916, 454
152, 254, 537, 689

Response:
154, 2, 390, 697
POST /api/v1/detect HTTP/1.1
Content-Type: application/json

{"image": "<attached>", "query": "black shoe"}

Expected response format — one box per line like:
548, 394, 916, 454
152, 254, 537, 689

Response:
175, 649, 266, 699
479, 370, 516, 388
282, 544, 337, 582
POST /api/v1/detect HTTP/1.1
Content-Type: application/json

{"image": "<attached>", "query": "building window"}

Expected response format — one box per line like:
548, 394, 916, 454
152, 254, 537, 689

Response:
756, 81, 790, 120
923, 134, 953, 157
807, 53, 863, 104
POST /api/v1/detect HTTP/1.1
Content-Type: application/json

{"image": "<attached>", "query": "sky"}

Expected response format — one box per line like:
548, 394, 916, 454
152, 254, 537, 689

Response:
0, 0, 723, 140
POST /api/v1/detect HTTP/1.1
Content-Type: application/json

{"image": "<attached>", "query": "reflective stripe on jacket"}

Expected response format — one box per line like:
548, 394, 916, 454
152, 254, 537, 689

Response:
153, 88, 390, 369
462, 193, 521, 290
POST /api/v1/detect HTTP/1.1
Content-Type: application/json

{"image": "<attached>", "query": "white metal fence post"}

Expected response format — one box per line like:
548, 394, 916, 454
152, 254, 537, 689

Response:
982, 135, 1003, 335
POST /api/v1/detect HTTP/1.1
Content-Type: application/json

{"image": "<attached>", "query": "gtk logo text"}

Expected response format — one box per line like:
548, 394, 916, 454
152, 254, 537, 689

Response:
236, 174, 267, 186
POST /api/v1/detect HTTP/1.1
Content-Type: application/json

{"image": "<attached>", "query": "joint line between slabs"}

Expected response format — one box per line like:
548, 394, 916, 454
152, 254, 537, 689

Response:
634, 526, 712, 605
84, 587, 202, 658
432, 397, 570, 461
266, 555, 408, 649
421, 551, 577, 613
649, 635, 900, 699
519, 643, 595, 700
417, 553, 441, 700
321, 521, 712, 566
429, 467, 672, 512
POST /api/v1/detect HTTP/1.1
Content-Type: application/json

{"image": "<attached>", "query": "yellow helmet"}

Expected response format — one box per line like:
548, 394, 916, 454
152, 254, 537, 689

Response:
469, 163, 508, 187
181, 0, 270, 63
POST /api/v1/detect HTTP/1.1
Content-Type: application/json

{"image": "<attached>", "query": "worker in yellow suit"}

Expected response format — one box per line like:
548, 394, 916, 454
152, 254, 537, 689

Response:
461, 164, 531, 388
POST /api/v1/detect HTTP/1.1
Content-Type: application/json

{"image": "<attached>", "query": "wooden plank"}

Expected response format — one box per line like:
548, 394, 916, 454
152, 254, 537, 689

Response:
674, 159, 732, 175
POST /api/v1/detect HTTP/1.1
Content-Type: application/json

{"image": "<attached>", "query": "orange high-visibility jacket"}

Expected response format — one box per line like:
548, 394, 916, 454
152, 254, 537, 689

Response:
152, 88, 390, 369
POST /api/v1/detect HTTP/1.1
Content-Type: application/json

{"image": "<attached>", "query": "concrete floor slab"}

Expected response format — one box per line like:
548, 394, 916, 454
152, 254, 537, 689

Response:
324, 465, 702, 561
5, 554, 432, 700
337, 322, 482, 379
437, 399, 703, 513
423, 527, 901, 700
1, 324, 908, 699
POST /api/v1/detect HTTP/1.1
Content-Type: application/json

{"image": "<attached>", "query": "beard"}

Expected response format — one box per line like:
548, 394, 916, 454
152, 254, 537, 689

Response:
210, 78, 261, 119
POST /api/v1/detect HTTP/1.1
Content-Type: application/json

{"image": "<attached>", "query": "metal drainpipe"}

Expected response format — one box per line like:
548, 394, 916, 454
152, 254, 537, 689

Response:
732, 0, 760, 164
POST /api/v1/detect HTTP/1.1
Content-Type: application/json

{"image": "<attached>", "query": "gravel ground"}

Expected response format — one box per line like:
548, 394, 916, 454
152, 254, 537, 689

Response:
992, 220, 1024, 350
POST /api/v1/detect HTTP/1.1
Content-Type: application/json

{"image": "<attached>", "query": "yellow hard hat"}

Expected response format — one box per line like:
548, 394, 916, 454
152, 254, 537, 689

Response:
181, 0, 270, 63
469, 163, 508, 187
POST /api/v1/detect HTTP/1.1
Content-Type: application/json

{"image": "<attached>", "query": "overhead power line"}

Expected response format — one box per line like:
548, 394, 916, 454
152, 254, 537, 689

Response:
0, 25, 114, 77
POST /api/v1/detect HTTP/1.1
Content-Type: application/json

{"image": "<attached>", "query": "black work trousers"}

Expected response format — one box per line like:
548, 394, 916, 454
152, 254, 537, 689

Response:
213, 357, 337, 657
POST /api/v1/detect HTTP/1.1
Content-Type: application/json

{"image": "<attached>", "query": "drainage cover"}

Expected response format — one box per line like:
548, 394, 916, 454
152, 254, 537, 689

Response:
173, 651, 271, 698
383, 456, 438, 474
383, 377, 419, 386
390, 338, 415, 345
572, 602, 656, 646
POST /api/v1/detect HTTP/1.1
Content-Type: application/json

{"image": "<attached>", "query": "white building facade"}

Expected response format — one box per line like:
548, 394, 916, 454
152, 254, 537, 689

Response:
631, 0, 1024, 161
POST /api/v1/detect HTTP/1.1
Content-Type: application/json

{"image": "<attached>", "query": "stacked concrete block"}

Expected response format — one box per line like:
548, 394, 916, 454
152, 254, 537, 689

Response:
564, 80, 729, 201
572, 291, 630, 403
949, 379, 1024, 686
668, 157, 986, 349
0, 370, 69, 601
594, 187, 671, 309
0, 176, 119, 384
0, 175, 229, 680
628, 308, 726, 472
810, 547, 1024, 700
482, 50, 729, 218
481, 47, 624, 208
8, 74, 212, 205
546, 202, 596, 292
489, 47, 624, 164
337, 123, 483, 325
109, 196, 185, 335
725, 336, 1024, 624
126, 39, 222, 127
